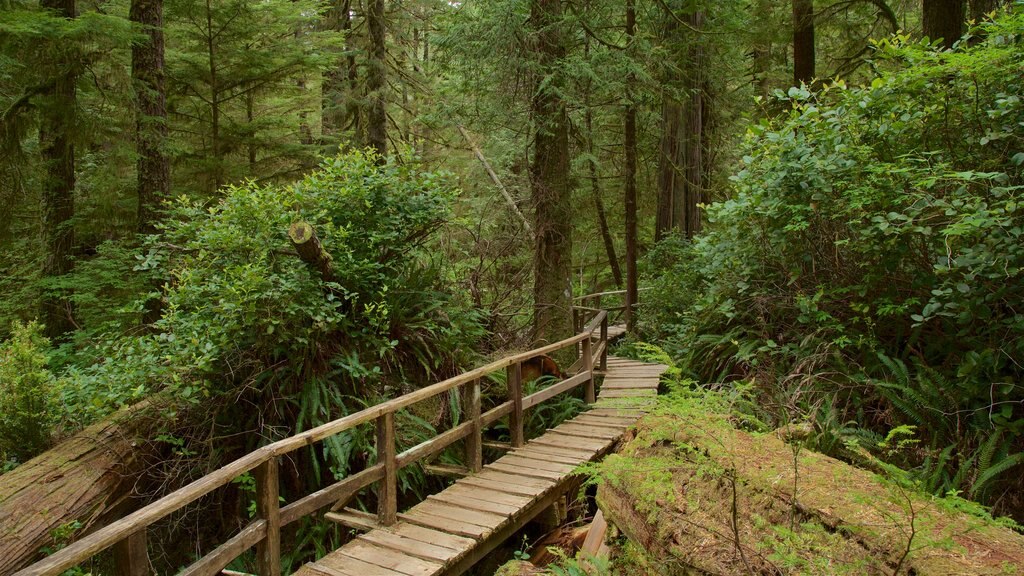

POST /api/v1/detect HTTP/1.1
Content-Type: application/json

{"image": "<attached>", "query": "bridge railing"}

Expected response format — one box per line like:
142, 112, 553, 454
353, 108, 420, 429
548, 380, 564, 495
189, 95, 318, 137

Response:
16, 309, 610, 576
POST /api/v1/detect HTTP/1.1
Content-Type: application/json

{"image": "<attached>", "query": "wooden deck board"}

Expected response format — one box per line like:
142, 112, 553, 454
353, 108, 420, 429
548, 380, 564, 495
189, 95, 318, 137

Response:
293, 356, 666, 576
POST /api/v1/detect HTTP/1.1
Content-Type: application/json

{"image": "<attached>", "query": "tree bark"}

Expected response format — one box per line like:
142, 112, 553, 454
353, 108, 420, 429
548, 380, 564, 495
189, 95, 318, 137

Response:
680, 10, 704, 239
624, 0, 638, 332
39, 0, 77, 340
131, 0, 169, 236
367, 0, 387, 162
288, 221, 336, 283
793, 0, 815, 85
923, 0, 966, 49
131, 0, 170, 327
585, 107, 621, 289
0, 401, 168, 574
530, 0, 573, 346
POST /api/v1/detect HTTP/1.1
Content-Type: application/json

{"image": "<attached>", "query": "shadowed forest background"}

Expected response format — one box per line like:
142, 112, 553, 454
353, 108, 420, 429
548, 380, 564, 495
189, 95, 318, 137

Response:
1, 0, 1023, 572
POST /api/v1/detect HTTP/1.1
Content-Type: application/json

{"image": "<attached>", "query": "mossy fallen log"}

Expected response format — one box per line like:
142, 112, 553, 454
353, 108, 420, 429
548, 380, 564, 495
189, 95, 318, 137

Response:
596, 410, 1024, 575
0, 399, 172, 574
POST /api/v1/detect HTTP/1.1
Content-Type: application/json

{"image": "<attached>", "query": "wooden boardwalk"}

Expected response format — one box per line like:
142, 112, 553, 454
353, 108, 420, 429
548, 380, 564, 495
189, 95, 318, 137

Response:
297, 356, 666, 576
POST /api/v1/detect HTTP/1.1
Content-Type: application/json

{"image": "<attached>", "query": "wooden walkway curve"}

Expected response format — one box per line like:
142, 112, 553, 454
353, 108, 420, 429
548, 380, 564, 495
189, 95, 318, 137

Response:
13, 295, 655, 576
298, 356, 666, 576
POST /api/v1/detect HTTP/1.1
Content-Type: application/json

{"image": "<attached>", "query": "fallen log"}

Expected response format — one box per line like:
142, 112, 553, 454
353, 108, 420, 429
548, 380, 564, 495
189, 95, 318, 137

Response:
596, 411, 1024, 575
0, 399, 171, 574
288, 221, 335, 284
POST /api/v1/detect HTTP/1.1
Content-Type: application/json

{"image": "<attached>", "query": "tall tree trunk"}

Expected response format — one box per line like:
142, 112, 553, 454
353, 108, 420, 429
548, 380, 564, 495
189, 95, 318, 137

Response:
655, 6, 683, 243
969, 0, 1001, 21
923, 0, 966, 48
346, 2, 362, 146
624, 0, 638, 332
530, 0, 573, 345
130, 0, 169, 327
205, 0, 223, 190
793, 0, 815, 85
367, 0, 387, 162
132, 0, 168, 235
586, 109, 621, 289
679, 10, 704, 239
39, 0, 77, 340
752, 0, 773, 98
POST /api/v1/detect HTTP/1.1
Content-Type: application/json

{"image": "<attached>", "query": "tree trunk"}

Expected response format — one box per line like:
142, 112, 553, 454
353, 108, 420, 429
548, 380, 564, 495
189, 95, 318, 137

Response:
923, 0, 966, 49
624, 0, 638, 332
0, 401, 169, 574
681, 10, 704, 239
131, 0, 169, 327
367, 0, 387, 162
39, 0, 77, 340
793, 0, 815, 85
585, 108, 621, 289
751, 0, 773, 98
655, 5, 683, 244
530, 0, 573, 346
204, 0, 223, 191
969, 0, 1001, 21
132, 0, 168, 236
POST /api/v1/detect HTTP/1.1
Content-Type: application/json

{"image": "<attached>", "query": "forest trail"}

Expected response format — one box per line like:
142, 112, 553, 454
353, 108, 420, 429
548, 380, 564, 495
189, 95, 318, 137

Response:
297, 355, 666, 576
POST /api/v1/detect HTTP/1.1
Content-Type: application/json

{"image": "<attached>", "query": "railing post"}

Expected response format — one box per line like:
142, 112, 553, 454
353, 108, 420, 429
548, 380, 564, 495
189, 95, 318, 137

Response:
113, 530, 149, 576
582, 336, 595, 403
507, 362, 524, 448
255, 457, 281, 576
464, 378, 483, 472
600, 313, 608, 372
377, 412, 397, 526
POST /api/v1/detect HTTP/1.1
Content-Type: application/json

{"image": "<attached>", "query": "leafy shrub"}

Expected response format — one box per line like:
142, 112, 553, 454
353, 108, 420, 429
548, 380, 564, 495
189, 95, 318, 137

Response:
641, 10, 1024, 515
0, 321, 58, 464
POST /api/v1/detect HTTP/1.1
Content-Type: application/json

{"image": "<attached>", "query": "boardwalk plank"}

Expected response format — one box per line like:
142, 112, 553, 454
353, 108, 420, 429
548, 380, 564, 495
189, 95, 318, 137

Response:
387, 523, 476, 552
337, 541, 443, 576
426, 493, 519, 517
357, 531, 460, 563
291, 356, 665, 576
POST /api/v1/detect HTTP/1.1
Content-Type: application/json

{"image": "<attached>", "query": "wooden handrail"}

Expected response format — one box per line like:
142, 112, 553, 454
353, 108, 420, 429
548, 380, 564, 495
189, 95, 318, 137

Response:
16, 309, 610, 576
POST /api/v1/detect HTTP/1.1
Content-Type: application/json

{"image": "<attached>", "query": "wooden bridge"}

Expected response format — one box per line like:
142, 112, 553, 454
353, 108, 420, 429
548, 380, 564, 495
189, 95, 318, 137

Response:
15, 294, 665, 576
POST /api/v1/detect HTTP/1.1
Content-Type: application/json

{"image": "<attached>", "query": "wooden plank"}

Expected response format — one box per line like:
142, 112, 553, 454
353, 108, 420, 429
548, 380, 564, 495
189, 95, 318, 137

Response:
299, 463, 384, 518
323, 551, 422, 576
463, 378, 482, 473
357, 531, 460, 563
529, 434, 609, 452
456, 475, 545, 499
508, 362, 524, 448
407, 500, 506, 528
377, 412, 397, 526
398, 510, 490, 539
475, 469, 556, 490
582, 337, 595, 403
387, 523, 476, 552
494, 455, 578, 474
581, 510, 607, 555
426, 493, 519, 517
443, 485, 535, 508
305, 559, 368, 576
509, 447, 591, 465
514, 443, 596, 461
178, 521, 266, 576
521, 372, 590, 411
337, 541, 443, 576
395, 421, 473, 470
254, 458, 281, 576
572, 415, 634, 428
324, 507, 378, 532
113, 530, 148, 576
553, 424, 622, 439
486, 462, 566, 481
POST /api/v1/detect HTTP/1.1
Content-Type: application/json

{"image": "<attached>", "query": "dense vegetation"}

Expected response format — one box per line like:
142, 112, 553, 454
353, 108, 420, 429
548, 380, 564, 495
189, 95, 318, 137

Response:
1, 0, 1022, 571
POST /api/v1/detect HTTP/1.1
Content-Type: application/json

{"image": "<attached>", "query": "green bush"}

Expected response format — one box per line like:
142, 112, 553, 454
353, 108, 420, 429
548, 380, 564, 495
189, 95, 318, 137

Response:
0, 321, 58, 464
641, 9, 1024, 514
